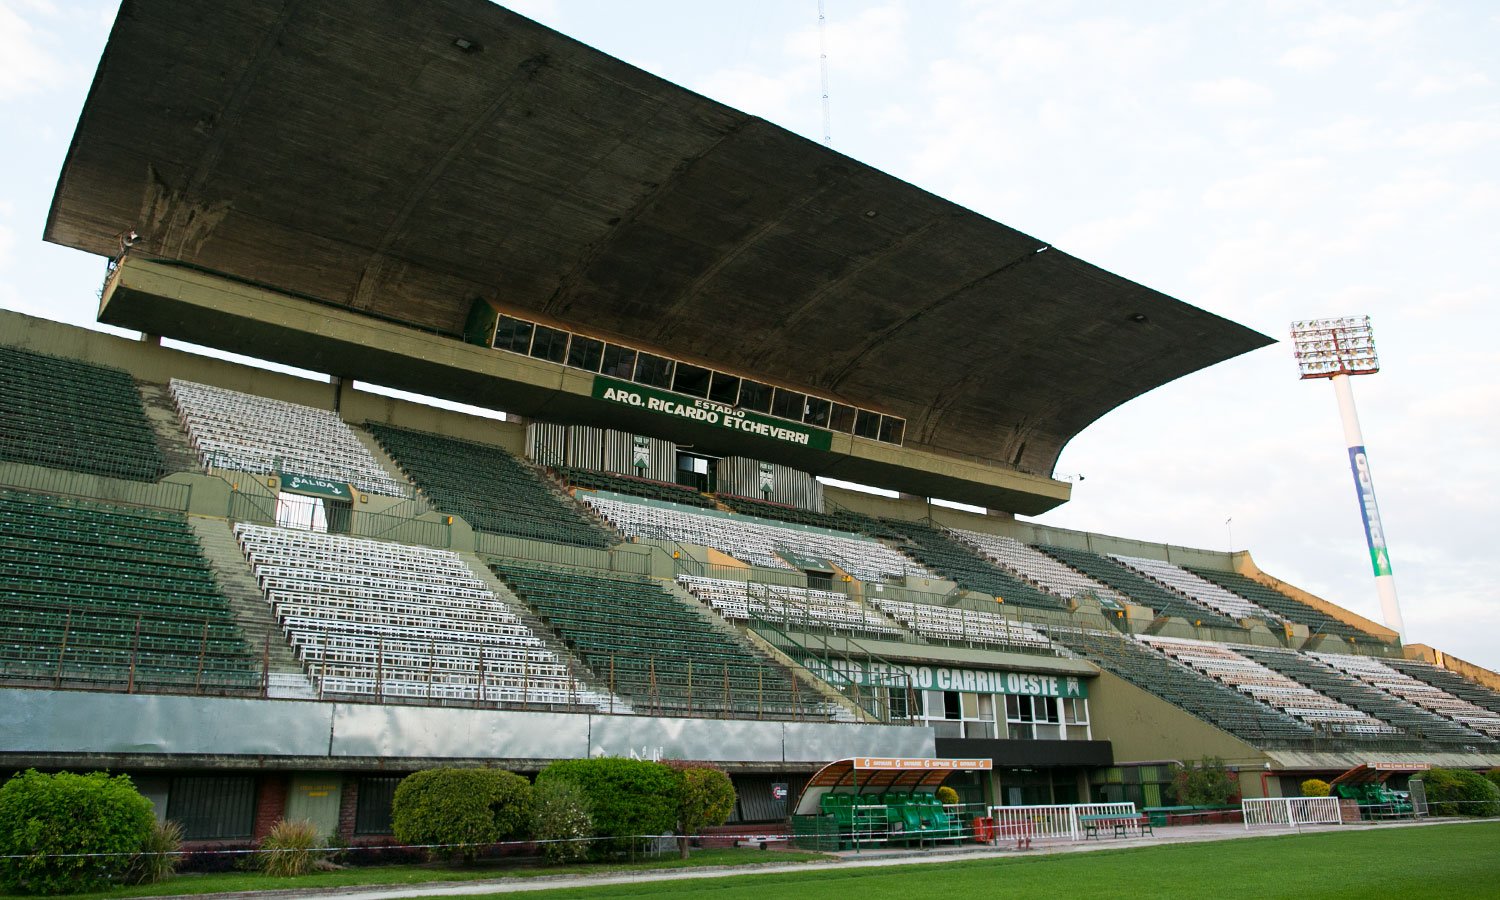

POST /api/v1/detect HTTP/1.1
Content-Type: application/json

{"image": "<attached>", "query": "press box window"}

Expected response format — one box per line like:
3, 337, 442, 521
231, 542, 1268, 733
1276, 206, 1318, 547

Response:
738, 380, 773, 413
634, 352, 675, 389
673, 363, 712, 398
566, 335, 604, 372
708, 373, 740, 405
601, 345, 637, 379
853, 409, 881, 439
878, 415, 905, 444
829, 404, 857, 433
803, 397, 831, 427
492, 316, 534, 354
771, 388, 806, 421
529, 324, 569, 364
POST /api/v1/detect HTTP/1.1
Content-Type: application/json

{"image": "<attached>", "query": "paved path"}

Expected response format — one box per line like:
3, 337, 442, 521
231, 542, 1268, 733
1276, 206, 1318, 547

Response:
177, 818, 1460, 900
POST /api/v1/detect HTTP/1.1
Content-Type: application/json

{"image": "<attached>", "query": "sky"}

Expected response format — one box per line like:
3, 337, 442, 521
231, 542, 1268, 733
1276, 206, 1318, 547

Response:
2, 1, 1496, 670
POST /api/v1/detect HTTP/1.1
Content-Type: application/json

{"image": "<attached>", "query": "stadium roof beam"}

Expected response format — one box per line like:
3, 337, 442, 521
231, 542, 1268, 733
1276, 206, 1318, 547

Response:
48, 0, 1271, 495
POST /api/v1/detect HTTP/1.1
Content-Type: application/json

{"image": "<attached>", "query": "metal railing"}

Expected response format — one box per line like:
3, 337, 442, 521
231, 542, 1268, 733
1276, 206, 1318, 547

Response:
752, 617, 916, 724
0, 461, 192, 512
1241, 797, 1343, 829
988, 802, 1142, 842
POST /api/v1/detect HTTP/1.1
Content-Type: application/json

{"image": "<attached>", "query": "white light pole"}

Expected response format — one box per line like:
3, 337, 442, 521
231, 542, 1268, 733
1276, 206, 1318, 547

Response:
1289, 316, 1404, 639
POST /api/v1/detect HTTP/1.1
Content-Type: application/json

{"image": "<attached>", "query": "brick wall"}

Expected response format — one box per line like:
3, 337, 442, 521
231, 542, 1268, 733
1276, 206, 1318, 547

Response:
252, 775, 288, 841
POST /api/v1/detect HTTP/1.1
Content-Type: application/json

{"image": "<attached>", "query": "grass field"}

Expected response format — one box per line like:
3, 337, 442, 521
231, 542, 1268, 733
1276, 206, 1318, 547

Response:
433, 823, 1500, 900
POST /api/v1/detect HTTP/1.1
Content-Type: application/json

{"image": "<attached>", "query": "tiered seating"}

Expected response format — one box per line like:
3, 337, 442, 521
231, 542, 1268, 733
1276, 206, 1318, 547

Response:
1313, 653, 1500, 738
1112, 555, 1275, 624
1240, 647, 1498, 747
236, 524, 605, 708
716, 496, 880, 535
1046, 628, 1317, 744
956, 530, 1129, 609
867, 598, 1052, 651
1385, 660, 1500, 717
558, 466, 716, 507
0, 345, 165, 482
878, 520, 1066, 610
171, 380, 406, 496
1141, 637, 1398, 736
1185, 567, 1377, 641
676, 575, 903, 639
366, 423, 613, 549
492, 562, 825, 718
0, 489, 255, 690
584, 494, 926, 583
1033, 545, 1239, 628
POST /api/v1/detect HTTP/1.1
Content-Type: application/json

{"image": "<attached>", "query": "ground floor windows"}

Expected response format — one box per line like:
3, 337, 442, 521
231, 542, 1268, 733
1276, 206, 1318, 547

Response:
166, 775, 257, 840
354, 776, 402, 835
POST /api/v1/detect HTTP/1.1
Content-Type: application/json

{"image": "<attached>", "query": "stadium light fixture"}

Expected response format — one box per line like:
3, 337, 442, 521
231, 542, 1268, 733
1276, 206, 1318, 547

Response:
1289, 315, 1403, 639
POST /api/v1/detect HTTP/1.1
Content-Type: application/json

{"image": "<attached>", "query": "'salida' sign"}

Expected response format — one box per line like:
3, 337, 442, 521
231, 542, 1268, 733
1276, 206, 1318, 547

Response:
592, 375, 833, 451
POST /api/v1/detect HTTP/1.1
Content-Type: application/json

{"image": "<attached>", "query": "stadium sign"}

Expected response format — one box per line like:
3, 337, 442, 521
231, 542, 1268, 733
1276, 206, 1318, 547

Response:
1347, 446, 1394, 577
804, 658, 1087, 698
278, 473, 356, 501
592, 375, 833, 451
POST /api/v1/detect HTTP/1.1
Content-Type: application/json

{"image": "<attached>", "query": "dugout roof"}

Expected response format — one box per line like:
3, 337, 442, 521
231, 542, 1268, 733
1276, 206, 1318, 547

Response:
47, 0, 1272, 481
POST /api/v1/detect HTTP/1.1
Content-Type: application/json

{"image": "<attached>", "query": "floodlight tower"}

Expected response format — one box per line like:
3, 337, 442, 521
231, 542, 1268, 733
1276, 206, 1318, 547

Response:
1289, 316, 1404, 639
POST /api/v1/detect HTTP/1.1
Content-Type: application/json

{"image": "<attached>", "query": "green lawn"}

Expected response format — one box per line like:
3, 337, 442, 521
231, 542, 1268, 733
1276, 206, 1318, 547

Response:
0, 848, 829, 900
436, 823, 1500, 900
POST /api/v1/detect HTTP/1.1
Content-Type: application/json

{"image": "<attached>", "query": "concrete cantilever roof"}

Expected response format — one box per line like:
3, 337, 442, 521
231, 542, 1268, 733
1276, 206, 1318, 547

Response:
46, 0, 1273, 476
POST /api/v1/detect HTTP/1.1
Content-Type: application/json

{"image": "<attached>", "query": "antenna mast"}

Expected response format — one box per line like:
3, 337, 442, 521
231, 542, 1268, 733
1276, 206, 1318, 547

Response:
818, 0, 832, 144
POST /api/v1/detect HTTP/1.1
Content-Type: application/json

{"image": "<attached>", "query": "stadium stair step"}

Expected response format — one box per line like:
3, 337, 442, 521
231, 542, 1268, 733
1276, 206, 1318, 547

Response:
187, 516, 306, 680
136, 381, 207, 475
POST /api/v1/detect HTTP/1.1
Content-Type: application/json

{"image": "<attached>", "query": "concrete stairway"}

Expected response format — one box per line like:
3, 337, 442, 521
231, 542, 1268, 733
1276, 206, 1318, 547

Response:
189, 516, 316, 698
136, 381, 202, 475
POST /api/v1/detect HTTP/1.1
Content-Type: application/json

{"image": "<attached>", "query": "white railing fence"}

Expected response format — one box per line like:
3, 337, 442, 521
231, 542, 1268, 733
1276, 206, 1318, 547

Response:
1242, 797, 1343, 829
988, 802, 1141, 842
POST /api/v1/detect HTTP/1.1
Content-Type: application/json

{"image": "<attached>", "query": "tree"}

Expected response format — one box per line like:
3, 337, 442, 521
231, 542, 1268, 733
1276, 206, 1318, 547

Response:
0, 769, 156, 895
1169, 757, 1240, 806
1300, 779, 1331, 798
536, 758, 678, 856
391, 768, 534, 863
664, 762, 736, 859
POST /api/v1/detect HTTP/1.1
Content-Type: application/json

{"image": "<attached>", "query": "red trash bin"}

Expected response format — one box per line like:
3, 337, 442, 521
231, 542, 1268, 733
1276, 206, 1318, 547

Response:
971, 817, 995, 843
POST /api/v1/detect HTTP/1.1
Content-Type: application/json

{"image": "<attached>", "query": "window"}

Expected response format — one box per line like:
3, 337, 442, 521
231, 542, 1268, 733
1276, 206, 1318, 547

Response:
672, 363, 712, 398
634, 352, 675, 389
529, 324, 569, 364
853, 409, 881, 439
878, 415, 905, 444
566, 335, 604, 371
167, 776, 256, 840
492, 315, 533, 354
771, 388, 806, 421
803, 397, 831, 428
829, 404, 857, 433
355, 776, 402, 835
601, 344, 637, 379
738, 380, 773, 413
708, 373, 740, 405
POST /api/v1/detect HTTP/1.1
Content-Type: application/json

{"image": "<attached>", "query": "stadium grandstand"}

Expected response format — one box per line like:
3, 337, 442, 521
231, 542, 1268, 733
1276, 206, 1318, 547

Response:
4, 0, 1499, 846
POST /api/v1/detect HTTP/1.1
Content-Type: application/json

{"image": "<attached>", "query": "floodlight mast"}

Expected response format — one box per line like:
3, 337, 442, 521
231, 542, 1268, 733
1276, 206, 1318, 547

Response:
1289, 316, 1404, 640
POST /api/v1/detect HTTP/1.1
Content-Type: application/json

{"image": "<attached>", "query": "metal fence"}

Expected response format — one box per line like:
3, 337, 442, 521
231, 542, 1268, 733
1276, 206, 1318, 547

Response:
1241, 797, 1343, 829
988, 802, 1142, 842
0, 462, 192, 512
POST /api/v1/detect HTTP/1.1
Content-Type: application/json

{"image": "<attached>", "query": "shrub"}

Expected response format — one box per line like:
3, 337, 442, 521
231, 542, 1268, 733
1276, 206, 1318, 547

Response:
1422, 768, 1500, 818
531, 778, 594, 864
665, 764, 736, 859
536, 758, 677, 856
259, 818, 323, 877
1485, 768, 1500, 792
1169, 757, 1239, 806
1300, 779, 1331, 798
935, 786, 960, 806
126, 819, 183, 885
0, 769, 156, 895
391, 768, 534, 863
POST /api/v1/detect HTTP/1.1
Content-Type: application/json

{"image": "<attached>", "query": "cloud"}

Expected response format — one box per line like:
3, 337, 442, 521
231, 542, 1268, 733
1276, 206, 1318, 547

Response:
0, 1, 66, 100
1395, 119, 1500, 155
1190, 77, 1274, 108
1277, 44, 1337, 70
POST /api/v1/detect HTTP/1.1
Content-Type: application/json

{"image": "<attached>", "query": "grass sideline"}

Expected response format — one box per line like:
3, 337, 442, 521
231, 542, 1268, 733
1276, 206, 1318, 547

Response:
0, 848, 830, 899
421, 822, 1500, 899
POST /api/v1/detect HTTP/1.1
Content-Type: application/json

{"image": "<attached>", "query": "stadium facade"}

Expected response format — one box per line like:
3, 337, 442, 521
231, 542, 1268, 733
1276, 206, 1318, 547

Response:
4, 0, 1499, 843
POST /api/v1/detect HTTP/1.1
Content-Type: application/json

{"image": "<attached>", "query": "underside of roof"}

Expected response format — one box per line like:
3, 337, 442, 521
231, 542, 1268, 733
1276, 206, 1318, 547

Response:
47, 0, 1273, 476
